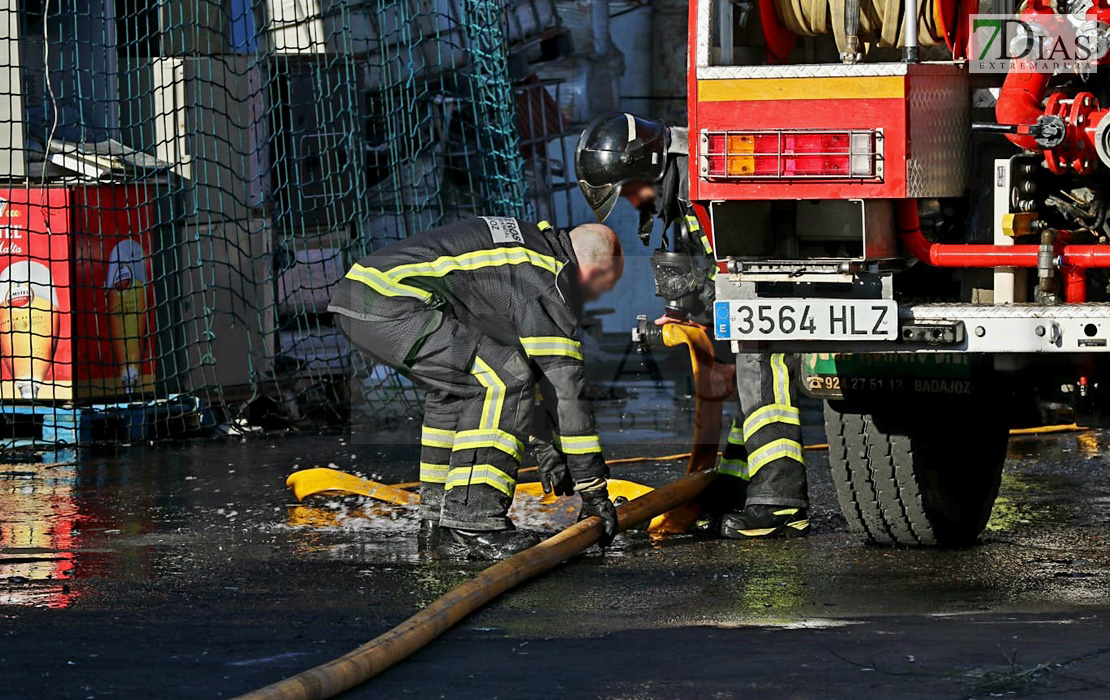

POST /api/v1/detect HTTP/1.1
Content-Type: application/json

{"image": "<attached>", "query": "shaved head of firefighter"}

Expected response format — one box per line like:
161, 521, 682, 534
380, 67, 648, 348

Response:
570, 223, 624, 301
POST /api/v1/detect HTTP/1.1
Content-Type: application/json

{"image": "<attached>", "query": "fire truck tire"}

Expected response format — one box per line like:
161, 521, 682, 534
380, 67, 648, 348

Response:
823, 399, 1008, 547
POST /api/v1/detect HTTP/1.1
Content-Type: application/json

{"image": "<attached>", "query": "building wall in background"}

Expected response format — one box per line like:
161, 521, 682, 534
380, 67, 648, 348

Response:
581, 0, 669, 334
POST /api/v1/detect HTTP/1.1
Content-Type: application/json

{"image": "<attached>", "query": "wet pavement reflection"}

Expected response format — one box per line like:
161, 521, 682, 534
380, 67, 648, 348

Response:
1, 380, 1108, 698
0, 460, 78, 608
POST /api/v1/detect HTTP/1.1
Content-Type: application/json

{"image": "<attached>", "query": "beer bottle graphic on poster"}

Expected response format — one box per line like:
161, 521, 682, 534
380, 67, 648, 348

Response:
0, 261, 59, 400
105, 239, 149, 393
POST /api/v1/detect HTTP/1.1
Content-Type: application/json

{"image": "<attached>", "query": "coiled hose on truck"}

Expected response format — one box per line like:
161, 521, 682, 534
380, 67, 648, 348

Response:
771, 0, 953, 57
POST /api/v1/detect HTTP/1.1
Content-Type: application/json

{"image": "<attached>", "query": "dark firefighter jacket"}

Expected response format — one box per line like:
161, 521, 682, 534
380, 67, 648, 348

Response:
329, 216, 607, 483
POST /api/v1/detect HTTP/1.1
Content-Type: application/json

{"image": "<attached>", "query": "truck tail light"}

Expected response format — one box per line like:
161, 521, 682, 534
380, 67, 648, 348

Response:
700, 129, 882, 180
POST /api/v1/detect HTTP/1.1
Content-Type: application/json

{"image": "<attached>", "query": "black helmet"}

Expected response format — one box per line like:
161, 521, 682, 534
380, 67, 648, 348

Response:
575, 112, 669, 222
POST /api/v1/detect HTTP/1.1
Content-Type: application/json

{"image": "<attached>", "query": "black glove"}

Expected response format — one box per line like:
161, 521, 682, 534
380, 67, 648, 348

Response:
578, 482, 619, 547
534, 441, 574, 497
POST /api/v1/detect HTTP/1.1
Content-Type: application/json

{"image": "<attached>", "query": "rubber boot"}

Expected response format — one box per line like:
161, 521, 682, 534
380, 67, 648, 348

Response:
693, 475, 749, 535
719, 505, 810, 538
417, 519, 441, 552
435, 525, 543, 560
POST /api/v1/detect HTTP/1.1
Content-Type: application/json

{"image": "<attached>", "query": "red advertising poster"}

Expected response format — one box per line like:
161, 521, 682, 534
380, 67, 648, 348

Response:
0, 185, 157, 402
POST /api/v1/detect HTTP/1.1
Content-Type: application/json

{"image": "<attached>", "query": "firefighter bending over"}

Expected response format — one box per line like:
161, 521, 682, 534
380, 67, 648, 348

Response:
330, 217, 624, 560
576, 112, 810, 538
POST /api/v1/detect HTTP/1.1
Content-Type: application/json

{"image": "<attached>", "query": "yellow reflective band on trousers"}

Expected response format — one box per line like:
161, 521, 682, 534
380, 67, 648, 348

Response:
727, 419, 745, 446
445, 464, 516, 497
471, 357, 506, 431
419, 462, 449, 484
771, 353, 791, 406
420, 426, 456, 449
452, 429, 523, 460
554, 433, 603, 455
719, 457, 750, 480
520, 336, 584, 361
742, 403, 801, 442
747, 438, 805, 476
537, 220, 553, 231
346, 247, 564, 300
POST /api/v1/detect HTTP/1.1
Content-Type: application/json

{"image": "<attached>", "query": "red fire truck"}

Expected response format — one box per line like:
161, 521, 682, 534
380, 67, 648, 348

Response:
690, 0, 1110, 545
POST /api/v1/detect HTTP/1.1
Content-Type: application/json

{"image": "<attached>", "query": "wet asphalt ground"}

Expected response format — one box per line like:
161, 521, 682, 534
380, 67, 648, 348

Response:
1, 379, 1109, 699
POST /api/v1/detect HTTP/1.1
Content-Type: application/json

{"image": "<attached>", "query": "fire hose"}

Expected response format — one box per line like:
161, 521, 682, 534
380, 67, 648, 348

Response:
233, 468, 718, 700
762, 0, 964, 61
653, 322, 734, 531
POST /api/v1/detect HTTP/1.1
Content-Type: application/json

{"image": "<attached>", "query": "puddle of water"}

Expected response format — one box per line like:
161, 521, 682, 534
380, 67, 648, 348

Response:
0, 395, 1104, 629
0, 464, 81, 608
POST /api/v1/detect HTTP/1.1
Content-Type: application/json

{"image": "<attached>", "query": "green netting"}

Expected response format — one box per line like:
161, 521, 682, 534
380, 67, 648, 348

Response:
0, 0, 575, 446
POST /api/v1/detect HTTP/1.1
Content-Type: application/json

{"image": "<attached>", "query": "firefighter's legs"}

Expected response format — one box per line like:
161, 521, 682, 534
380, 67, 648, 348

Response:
417, 389, 462, 522
435, 341, 544, 558
720, 417, 750, 481
338, 305, 540, 557
720, 352, 810, 537
701, 417, 750, 515
439, 340, 534, 531
734, 352, 808, 507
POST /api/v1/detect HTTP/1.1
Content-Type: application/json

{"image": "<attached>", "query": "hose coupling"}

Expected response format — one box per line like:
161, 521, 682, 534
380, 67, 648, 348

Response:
1038, 228, 1058, 296
632, 314, 664, 351
840, 35, 861, 64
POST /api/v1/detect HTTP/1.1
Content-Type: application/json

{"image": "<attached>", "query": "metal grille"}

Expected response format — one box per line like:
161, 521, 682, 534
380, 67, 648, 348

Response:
698, 129, 884, 180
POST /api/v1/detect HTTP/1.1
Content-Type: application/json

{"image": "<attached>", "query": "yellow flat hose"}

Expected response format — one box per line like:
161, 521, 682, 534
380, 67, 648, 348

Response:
1009, 423, 1087, 436
654, 324, 731, 533
660, 323, 732, 476
286, 468, 419, 505
234, 468, 719, 700
607, 451, 693, 464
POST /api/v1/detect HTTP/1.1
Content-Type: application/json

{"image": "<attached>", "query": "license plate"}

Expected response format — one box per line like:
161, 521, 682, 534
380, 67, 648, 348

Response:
714, 299, 898, 341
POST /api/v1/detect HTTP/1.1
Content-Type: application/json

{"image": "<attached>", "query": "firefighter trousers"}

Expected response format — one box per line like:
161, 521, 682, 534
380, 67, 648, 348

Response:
336, 297, 533, 531
717, 353, 809, 509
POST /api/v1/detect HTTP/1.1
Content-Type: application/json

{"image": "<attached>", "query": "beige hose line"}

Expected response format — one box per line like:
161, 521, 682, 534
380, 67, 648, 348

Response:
234, 468, 719, 700
774, 0, 948, 55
